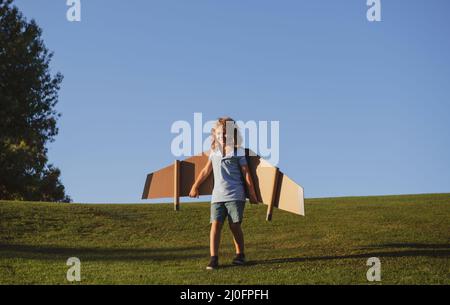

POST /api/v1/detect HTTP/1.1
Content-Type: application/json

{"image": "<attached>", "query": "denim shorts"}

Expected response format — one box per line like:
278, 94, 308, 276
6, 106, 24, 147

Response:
210, 200, 246, 224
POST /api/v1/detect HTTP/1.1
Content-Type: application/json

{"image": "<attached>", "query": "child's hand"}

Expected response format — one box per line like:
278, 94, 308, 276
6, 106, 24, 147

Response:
189, 186, 199, 198
249, 193, 259, 204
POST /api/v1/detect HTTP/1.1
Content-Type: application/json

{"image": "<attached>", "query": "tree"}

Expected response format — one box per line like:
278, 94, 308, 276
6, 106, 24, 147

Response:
0, 0, 70, 202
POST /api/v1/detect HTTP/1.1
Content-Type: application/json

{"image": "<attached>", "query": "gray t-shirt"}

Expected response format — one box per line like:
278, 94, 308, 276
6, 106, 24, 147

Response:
209, 147, 247, 203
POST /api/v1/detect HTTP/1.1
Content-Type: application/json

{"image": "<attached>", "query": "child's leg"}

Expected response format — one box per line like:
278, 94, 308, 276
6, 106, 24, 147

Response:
229, 222, 244, 255
225, 201, 246, 255
210, 220, 223, 257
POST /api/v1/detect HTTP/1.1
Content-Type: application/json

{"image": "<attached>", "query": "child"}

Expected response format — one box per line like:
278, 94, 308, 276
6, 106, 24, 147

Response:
189, 117, 258, 270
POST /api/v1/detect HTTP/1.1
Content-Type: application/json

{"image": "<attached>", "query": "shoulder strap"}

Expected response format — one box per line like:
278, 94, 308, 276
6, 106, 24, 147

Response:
233, 120, 237, 157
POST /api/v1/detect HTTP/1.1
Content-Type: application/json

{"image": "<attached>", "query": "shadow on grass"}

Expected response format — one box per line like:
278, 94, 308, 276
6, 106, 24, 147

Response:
2, 242, 448, 267
360, 243, 450, 250
0, 243, 208, 262
228, 243, 450, 268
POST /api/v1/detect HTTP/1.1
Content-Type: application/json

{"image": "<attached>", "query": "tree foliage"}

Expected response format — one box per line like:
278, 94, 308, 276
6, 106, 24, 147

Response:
0, 0, 70, 202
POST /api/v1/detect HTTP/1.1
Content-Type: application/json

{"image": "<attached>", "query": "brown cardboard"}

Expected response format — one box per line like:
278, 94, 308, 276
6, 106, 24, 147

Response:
173, 160, 180, 211
142, 149, 305, 219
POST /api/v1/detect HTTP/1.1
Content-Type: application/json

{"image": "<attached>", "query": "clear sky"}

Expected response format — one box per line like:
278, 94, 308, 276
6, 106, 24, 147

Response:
12, 0, 450, 203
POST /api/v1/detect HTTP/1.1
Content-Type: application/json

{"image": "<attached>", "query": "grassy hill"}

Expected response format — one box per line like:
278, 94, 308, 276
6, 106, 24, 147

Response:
0, 193, 449, 284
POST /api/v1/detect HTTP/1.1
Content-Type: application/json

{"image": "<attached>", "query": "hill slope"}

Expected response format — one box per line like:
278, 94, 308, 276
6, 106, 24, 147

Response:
0, 193, 449, 284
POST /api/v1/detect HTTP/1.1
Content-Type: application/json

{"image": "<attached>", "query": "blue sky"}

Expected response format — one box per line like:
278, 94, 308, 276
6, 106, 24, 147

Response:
13, 0, 450, 203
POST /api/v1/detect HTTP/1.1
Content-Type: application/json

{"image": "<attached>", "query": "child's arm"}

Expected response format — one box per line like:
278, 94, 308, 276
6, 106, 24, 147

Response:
240, 164, 259, 204
189, 160, 213, 198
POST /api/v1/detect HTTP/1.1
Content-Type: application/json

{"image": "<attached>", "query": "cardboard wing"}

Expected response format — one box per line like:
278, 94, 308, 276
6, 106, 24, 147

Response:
142, 150, 305, 220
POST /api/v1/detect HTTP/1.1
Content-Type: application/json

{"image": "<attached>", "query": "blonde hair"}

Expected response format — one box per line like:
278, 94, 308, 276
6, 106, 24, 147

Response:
210, 116, 242, 151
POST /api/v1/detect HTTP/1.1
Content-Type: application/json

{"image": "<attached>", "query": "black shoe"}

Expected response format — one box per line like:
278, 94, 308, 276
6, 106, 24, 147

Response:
232, 253, 246, 265
206, 256, 219, 270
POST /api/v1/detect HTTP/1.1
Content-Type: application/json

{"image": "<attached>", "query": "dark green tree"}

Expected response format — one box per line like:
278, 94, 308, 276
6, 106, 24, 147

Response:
0, 0, 70, 202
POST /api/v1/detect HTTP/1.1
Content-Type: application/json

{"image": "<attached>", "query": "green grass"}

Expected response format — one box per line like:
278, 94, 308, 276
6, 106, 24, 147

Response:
0, 193, 449, 284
